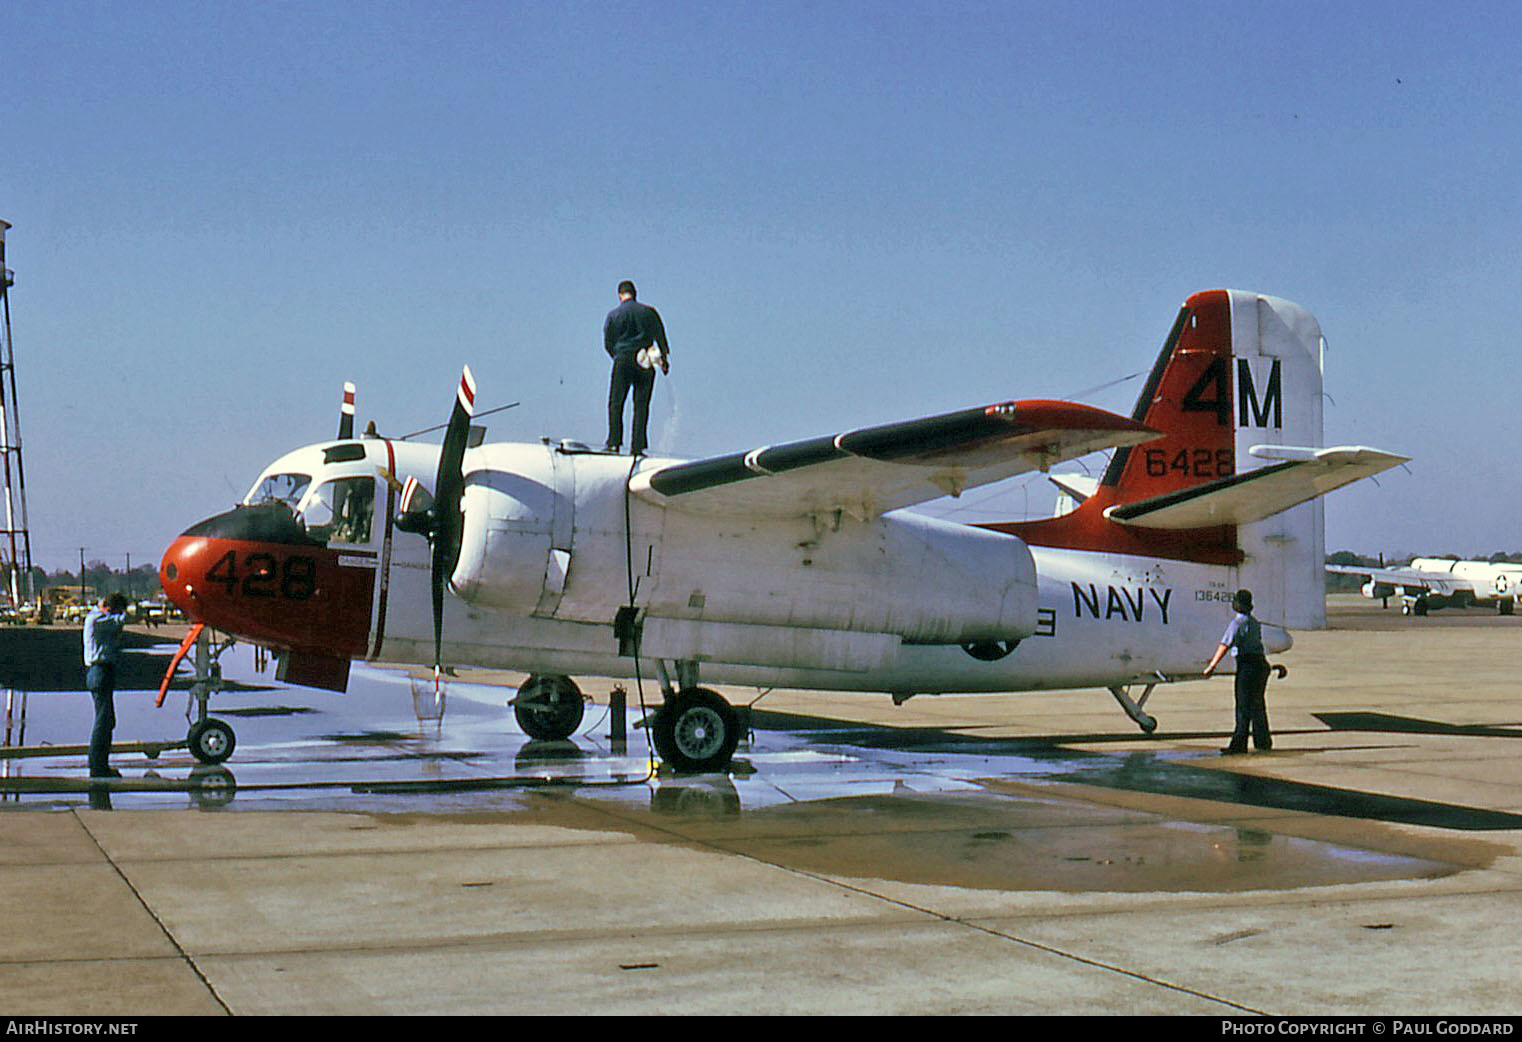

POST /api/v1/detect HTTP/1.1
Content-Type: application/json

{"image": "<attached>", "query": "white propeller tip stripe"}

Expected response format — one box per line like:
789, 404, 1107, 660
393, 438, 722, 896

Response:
459, 365, 477, 415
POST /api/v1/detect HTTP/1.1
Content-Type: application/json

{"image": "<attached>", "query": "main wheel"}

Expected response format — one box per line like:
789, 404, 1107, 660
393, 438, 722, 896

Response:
513, 674, 586, 741
652, 688, 740, 774
187, 718, 236, 765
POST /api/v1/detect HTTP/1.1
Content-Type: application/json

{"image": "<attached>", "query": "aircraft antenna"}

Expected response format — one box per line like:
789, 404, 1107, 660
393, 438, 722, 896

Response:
0, 220, 35, 612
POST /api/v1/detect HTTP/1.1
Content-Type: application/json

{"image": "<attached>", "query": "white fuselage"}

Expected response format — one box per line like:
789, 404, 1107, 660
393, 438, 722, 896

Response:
1407, 558, 1522, 603
253, 438, 1283, 697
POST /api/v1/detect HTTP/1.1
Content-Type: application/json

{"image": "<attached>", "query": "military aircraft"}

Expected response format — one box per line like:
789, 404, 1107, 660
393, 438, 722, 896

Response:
158, 289, 1405, 772
1328, 558, 1522, 615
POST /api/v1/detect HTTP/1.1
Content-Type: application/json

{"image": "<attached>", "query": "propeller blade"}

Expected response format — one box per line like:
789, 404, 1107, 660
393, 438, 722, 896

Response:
430, 366, 476, 673
338, 382, 356, 440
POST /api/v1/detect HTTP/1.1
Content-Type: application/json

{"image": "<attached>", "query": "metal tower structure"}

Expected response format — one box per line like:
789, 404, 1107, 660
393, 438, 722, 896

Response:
0, 219, 35, 610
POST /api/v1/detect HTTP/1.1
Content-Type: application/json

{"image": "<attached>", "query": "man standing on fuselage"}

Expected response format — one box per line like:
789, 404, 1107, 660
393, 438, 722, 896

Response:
603, 279, 669, 456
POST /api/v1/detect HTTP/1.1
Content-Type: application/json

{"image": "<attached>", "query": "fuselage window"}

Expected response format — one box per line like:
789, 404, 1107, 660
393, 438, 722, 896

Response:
247, 473, 312, 510
299, 477, 376, 545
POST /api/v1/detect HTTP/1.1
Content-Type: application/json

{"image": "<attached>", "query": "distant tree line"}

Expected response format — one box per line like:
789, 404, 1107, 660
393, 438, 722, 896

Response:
23, 562, 163, 601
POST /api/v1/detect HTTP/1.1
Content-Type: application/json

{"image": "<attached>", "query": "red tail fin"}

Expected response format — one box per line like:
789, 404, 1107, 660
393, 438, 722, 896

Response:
983, 290, 1240, 564
1101, 290, 1236, 504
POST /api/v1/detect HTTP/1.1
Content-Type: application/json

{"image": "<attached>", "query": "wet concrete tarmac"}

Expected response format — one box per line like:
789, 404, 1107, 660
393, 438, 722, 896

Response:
3, 600, 1521, 1014
0, 630, 1506, 886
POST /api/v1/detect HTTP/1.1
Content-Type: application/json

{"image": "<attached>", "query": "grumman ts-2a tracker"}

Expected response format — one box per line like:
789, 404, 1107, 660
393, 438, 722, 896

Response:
157, 290, 1405, 773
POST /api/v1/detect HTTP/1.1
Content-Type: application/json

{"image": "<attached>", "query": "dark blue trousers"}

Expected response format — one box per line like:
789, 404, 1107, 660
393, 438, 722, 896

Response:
607, 353, 656, 455
86, 664, 116, 775
1230, 653, 1272, 751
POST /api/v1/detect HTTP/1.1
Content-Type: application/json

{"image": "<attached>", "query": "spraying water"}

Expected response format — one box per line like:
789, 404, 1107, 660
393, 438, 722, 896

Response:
654, 372, 681, 457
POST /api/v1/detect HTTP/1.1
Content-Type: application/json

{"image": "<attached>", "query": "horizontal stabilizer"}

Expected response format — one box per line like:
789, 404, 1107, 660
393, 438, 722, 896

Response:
1048, 472, 1100, 503
634, 400, 1158, 520
1105, 445, 1408, 530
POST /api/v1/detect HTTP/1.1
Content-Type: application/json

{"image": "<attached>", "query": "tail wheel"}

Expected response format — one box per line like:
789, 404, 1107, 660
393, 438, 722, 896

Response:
513, 674, 586, 741
652, 688, 740, 774
188, 718, 236, 765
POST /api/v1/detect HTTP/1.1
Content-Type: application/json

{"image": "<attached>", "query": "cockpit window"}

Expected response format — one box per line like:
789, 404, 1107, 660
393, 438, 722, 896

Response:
248, 473, 311, 510
298, 477, 376, 545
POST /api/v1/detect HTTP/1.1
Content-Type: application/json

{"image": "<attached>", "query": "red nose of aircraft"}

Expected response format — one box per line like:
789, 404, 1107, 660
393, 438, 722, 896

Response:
159, 503, 374, 658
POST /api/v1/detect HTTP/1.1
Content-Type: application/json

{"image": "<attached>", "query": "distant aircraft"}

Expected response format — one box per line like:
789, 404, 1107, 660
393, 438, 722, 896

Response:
1327, 558, 1522, 615
158, 290, 1404, 772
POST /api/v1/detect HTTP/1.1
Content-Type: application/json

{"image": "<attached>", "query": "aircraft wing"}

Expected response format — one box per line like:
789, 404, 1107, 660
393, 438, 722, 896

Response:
632, 400, 1157, 520
1106, 445, 1409, 530
1325, 564, 1465, 596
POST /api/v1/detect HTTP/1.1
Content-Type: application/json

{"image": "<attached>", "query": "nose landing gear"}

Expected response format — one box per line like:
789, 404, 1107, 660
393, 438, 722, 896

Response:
157, 626, 240, 765
188, 716, 237, 765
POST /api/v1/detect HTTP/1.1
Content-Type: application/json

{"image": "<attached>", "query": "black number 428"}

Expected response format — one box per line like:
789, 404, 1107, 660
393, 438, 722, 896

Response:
205, 551, 317, 601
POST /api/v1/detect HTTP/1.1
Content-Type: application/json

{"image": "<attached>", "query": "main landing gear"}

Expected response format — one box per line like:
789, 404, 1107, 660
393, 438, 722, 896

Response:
511, 674, 588, 741
650, 662, 742, 774
513, 668, 742, 774
652, 687, 741, 774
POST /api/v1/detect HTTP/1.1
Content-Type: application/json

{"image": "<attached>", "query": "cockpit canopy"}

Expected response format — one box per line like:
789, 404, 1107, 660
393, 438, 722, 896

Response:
246, 470, 375, 547
249, 472, 311, 511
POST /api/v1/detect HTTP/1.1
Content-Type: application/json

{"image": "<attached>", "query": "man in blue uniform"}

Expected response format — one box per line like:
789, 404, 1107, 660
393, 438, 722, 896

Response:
1203, 588, 1273, 754
603, 280, 669, 456
83, 593, 130, 779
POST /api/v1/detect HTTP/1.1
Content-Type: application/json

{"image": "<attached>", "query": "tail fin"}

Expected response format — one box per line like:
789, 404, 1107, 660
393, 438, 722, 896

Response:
1101, 292, 1242, 505
985, 290, 1341, 628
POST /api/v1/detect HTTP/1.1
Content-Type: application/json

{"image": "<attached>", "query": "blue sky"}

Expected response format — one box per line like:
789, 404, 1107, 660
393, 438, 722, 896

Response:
3, 0, 1519, 571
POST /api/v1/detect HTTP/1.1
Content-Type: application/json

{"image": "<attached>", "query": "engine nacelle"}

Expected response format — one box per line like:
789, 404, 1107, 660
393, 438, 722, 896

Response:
450, 444, 564, 616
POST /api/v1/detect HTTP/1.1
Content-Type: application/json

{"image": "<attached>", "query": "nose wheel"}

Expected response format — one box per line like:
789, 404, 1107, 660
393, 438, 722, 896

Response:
188, 717, 237, 765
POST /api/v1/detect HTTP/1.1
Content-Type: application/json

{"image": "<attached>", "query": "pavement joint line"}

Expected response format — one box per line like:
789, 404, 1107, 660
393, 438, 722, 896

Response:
565, 787, 1270, 1014
715, 833, 1270, 1015
72, 808, 233, 1017
91, 835, 661, 865
121, 914, 961, 963
0, 952, 219, 970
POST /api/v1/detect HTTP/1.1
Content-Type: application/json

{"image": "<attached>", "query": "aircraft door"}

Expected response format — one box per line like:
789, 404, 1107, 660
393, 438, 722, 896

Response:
293, 475, 379, 656
302, 476, 377, 548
